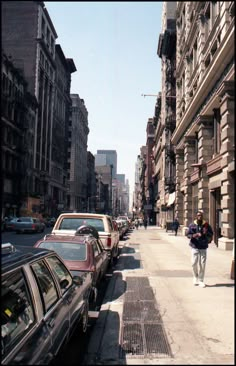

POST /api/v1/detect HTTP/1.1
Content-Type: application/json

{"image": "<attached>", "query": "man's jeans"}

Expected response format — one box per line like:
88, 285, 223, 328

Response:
191, 248, 207, 281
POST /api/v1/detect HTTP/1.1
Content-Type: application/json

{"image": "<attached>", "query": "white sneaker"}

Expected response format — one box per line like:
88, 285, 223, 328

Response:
199, 281, 206, 288
193, 277, 198, 286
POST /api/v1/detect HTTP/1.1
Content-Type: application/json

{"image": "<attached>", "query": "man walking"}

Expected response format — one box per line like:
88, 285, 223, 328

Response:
186, 210, 213, 287
172, 217, 180, 236
143, 217, 148, 230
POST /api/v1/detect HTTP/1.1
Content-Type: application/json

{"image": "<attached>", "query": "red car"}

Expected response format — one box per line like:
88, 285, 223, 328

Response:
34, 225, 110, 304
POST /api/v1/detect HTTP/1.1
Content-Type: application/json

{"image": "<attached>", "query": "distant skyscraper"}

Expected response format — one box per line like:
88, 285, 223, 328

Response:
94, 154, 107, 166
117, 174, 125, 184
96, 150, 117, 178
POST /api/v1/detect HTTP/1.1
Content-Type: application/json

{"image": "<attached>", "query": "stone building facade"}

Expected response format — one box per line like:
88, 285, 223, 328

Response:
51, 45, 76, 216
67, 94, 89, 212
171, 2, 234, 249
153, 1, 177, 228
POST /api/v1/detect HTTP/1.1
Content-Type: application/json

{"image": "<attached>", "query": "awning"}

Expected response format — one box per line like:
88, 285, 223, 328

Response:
167, 192, 175, 207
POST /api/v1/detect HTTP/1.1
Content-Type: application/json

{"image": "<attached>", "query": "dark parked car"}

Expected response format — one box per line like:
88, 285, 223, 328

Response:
4, 217, 19, 231
14, 217, 45, 234
1, 242, 92, 365
34, 225, 110, 304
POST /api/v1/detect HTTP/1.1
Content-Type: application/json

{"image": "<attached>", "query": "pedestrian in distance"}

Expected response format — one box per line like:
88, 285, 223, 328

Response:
143, 217, 148, 230
186, 210, 213, 288
134, 218, 139, 230
172, 217, 180, 236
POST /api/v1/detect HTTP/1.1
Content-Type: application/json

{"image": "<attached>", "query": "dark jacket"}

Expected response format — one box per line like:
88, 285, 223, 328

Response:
187, 219, 213, 249
172, 220, 179, 230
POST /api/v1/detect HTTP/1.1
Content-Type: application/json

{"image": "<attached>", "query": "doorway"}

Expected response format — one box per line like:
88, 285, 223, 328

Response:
211, 188, 221, 247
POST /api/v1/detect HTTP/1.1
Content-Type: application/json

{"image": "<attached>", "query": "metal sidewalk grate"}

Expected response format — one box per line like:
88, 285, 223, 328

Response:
120, 322, 172, 358
121, 323, 144, 355
123, 301, 161, 322
120, 276, 173, 360
144, 323, 172, 356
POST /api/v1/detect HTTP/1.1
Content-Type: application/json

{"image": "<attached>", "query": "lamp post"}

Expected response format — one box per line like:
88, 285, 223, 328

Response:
87, 196, 98, 212
110, 164, 113, 216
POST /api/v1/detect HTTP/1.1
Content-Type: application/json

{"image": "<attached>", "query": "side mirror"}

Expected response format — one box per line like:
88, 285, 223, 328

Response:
72, 275, 83, 286
60, 279, 69, 289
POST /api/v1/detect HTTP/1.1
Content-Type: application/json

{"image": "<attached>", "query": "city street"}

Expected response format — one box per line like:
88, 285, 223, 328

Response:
1, 226, 234, 365
1, 227, 52, 247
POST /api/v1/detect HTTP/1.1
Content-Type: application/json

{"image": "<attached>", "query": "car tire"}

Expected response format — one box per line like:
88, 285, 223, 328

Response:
79, 300, 89, 333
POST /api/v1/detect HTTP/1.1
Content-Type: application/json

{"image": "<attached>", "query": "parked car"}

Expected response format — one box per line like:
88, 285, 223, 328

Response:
34, 225, 110, 303
52, 213, 119, 262
1, 242, 92, 365
112, 220, 120, 247
14, 217, 45, 234
116, 219, 129, 238
4, 217, 19, 231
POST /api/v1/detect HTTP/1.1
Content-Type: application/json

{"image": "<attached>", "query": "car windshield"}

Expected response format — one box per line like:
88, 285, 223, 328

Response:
59, 218, 104, 231
38, 242, 87, 261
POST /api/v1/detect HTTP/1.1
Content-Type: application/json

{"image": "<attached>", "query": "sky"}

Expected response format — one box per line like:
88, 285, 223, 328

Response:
45, 1, 163, 204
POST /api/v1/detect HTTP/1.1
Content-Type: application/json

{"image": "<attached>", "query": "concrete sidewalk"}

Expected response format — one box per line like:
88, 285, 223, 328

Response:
84, 226, 234, 365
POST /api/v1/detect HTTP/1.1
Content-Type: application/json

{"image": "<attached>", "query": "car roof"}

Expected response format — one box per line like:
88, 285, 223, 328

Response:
38, 233, 89, 243
2, 244, 54, 273
57, 213, 110, 218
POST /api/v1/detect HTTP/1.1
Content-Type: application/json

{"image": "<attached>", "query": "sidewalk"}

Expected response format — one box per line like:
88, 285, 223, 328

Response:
84, 226, 234, 365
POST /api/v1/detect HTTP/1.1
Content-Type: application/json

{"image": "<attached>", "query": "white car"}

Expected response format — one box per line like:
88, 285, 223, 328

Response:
52, 213, 119, 262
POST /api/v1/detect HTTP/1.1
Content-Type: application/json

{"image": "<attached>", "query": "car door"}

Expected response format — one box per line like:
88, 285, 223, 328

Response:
45, 255, 86, 338
30, 258, 70, 357
2, 268, 52, 365
97, 238, 109, 277
107, 217, 116, 247
92, 239, 107, 284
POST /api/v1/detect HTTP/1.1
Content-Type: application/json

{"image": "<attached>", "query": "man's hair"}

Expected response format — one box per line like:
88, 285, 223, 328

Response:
196, 210, 203, 215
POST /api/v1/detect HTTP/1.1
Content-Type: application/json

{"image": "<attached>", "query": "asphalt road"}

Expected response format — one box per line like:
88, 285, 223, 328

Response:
1, 226, 52, 246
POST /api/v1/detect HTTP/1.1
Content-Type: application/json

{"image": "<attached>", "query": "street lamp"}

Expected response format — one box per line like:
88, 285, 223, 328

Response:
87, 196, 98, 212
110, 164, 113, 216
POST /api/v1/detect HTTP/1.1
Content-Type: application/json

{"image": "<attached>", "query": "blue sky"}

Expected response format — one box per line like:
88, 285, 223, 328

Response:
45, 1, 163, 201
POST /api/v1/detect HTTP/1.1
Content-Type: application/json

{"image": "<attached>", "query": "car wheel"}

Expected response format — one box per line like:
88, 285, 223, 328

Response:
79, 300, 89, 333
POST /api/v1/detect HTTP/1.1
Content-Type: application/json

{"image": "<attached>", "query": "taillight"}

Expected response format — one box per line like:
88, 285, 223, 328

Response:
32, 224, 36, 229
107, 237, 112, 247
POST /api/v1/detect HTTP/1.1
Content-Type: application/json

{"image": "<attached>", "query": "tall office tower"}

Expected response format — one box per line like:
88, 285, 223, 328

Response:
2, 1, 57, 197
2, 1, 76, 216
117, 174, 125, 184
96, 150, 117, 178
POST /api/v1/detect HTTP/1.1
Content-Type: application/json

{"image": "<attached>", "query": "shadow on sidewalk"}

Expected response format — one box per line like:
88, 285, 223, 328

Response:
206, 283, 234, 287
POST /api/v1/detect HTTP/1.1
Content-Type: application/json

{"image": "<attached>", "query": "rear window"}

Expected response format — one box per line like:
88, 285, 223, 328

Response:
37, 241, 87, 261
18, 217, 32, 222
59, 218, 105, 232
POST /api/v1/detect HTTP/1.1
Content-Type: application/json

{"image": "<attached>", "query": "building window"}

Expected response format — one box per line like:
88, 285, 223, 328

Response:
192, 183, 198, 216
213, 108, 221, 155
195, 132, 199, 163
193, 40, 198, 69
